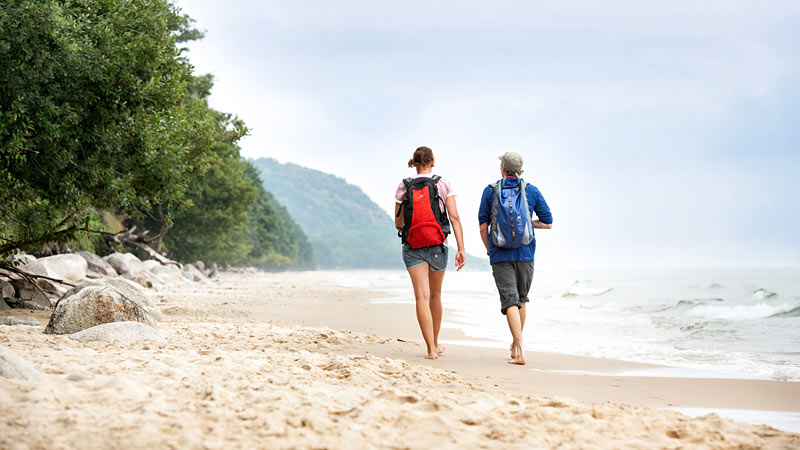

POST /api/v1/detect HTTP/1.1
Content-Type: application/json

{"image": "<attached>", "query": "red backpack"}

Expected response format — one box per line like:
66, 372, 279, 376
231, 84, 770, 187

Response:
396, 175, 451, 248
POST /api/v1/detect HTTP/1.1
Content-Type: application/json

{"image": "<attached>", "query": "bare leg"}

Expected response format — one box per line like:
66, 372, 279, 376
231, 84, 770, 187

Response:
408, 264, 437, 359
506, 305, 526, 365
428, 268, 446, 355
511, 303, 527, 359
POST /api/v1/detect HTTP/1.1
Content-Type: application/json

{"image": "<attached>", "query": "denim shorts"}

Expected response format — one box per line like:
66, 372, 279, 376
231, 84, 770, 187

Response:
402, 244, 448, 271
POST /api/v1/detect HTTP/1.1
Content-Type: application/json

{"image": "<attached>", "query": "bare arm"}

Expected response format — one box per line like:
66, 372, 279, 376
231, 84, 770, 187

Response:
479, 222, 490, 255
394, 203, 403, 230
532, 220, 552, 229
445, 196, 465, 271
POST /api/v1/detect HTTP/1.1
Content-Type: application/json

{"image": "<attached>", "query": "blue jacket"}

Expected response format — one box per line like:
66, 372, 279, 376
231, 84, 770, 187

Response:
478, 177, 552, 264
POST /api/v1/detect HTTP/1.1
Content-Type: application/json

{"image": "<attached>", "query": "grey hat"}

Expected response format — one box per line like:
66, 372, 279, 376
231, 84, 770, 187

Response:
498, 152, 523, 173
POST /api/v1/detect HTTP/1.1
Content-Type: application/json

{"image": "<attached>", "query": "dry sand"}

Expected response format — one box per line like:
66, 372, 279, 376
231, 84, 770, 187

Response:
1, 271, 799, 449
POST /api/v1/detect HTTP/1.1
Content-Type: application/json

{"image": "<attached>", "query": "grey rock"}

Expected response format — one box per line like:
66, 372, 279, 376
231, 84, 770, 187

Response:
1, 279, 14, 298
17, 260, 57, 278
69, 321, 165, 344
150, 264, 187, 286
142, 345, 152, 350
9, 278, 61, 307
0, 298, 9, 311
121, 270, 155, 289
77, 251, 118, 277
66, 373, 87, 381
0, 345, 41, 380
45, 285, 160, 335
181, 271, 201, 282
3, 297, 50, 311
55, 346, 66, 351
0, 317, 42, 326
182, 264, 208, 282
37, 254, 88, 283
193, 261, 205, 272
142, 260, 161, 271
103, 252, 145, 275
60, 278, 163, 322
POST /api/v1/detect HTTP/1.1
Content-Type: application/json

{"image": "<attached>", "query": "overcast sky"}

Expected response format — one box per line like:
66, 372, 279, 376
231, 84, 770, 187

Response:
176, 0, 799, 269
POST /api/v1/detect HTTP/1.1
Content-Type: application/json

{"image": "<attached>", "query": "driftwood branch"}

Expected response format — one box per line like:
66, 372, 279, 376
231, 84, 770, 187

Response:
110, 227, 180, 267
0, 266, 76, 288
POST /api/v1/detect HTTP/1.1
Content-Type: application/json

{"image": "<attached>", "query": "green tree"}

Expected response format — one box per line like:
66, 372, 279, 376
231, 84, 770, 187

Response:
0, 0, 235, 264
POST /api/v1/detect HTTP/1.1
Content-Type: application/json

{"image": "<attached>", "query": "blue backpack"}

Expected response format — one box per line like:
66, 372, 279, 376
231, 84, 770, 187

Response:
490, 177, 533, 248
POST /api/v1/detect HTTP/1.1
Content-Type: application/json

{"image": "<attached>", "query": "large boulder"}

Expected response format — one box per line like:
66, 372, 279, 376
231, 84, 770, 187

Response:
77, 251, 118, 278
142, 260, 161, 271
13, 259, 68, 303
150, 264, 188, 286
69, 322, 165, 344
60, 279, 163, 322
103, 252, 145, 276
44, 284, 160, 335
17, 260, 58, 279
103, 253, 155, 288
0, 346, 41, 380
0, 298, 9, 311
37, 254, 88, 283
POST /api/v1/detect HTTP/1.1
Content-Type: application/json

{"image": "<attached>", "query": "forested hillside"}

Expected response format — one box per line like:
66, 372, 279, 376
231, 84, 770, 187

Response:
252, 158, 403, 269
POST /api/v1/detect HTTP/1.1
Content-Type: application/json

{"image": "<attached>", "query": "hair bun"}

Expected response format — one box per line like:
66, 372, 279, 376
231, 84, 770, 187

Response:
407, 159, 414, 168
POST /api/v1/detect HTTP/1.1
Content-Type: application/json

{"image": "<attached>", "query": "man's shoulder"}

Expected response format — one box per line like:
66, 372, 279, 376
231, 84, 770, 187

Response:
522, 181, 541, 193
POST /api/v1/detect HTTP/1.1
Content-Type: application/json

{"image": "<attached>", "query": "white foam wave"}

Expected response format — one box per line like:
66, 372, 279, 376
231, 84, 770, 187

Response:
563, 281, 613, 297
687, 302, 800, 321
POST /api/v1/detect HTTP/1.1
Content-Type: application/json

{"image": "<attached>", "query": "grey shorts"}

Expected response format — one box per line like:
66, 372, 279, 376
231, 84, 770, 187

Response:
402, 244, 448, 271
491, 260, 535, 315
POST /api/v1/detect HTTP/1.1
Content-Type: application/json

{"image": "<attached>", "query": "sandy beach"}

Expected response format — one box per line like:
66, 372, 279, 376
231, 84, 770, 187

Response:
2, 271, 799, 449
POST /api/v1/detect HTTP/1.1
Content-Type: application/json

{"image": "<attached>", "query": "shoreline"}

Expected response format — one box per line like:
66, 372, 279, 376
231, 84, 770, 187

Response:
2, 270, 799, 448
157, 271, 800, 414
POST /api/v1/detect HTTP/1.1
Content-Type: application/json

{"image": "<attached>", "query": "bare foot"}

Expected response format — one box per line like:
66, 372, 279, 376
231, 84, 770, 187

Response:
508, 343, 526, 365
425, 352, 438, 360
436, 345, 446, 355
508, 355, 526, 365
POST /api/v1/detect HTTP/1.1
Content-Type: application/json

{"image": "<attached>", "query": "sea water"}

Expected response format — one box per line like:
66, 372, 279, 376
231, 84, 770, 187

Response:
326, 268, 800, 382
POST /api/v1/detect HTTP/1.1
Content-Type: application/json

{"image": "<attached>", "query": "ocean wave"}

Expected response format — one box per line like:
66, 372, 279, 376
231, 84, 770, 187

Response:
752, 288, 778, 300
562, 281, 613, 297
688, 302, 800, 321
770, 305, 800, 318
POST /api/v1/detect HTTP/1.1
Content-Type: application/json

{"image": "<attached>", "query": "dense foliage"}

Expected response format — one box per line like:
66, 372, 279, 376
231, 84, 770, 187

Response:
0, 0, 312, 270
0, 0, 226, 261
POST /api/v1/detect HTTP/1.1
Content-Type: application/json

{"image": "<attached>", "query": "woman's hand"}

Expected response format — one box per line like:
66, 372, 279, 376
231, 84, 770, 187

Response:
455, 249, 466, 271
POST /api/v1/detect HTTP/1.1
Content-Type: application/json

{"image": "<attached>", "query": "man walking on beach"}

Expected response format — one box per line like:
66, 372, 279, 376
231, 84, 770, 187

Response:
479, 152, 552, 365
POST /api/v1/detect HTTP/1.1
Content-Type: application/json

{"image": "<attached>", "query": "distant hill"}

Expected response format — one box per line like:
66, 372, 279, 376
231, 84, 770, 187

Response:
251, 158, 401, 269
251, 158, 489, 270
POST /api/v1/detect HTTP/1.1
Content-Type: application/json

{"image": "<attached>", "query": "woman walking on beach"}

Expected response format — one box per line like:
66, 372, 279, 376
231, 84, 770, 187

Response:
395, 146, 466, 359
